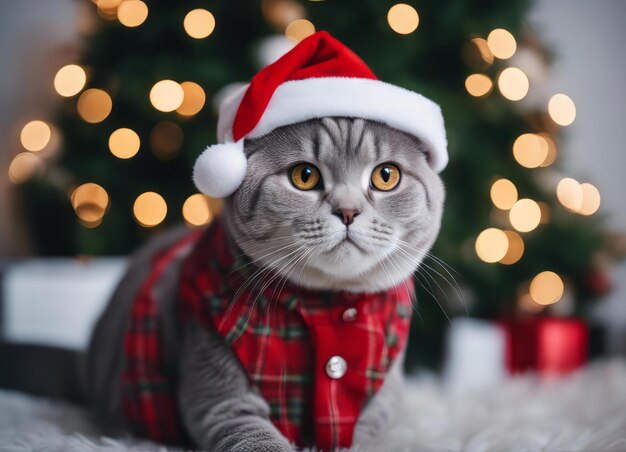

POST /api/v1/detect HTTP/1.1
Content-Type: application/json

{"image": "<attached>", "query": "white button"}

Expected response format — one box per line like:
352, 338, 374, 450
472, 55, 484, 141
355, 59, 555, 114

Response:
326, 355, 347, 379
342, 307, 357, 322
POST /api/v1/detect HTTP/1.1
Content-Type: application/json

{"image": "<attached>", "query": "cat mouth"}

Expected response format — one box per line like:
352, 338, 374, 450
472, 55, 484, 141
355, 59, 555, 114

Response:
327, 233, 366, 254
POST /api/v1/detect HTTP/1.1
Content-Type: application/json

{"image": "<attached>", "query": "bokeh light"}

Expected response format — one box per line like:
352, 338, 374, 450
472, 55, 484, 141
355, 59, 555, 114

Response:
556, 177, 583, 212
183, 9, 216, 39
465, 74, 493, 97
182, 194, 214, 227
387, 4, 419, 35
487, 28, 517, 59
509, 198, 541, 232
77, 89, 113, 123
499, 230, 524, 265
8, 152, 44, 184
475, 228, 509, 263
54, 65, 87, 97
490, 178, 518, 210
530, 271, 564, 305
471, 38, 494, 65
20, 120, 51, 152
71, 183, 110, 226
108, 128, 140, 159
261, 0, 305, 29
285, 19, 315, 42
177, 81, 206, 116
513, 133, 548, 168
118, 0, 148, 27
538, 202, 550, 224
497, 67, 529, 101
150, 121, 183, 160
133, 192, 167, 227
578, 183, 601, 216
538, 133, 558, 167
150, 80, 184, 112
548, 93, 576, 126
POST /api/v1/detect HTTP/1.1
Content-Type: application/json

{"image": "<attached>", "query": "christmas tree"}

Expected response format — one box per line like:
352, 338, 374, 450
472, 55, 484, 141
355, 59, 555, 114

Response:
13, 0, 612, 368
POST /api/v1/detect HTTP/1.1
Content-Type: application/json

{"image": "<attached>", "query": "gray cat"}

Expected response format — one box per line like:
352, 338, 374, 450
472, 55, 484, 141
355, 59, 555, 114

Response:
87, 117, 445, 451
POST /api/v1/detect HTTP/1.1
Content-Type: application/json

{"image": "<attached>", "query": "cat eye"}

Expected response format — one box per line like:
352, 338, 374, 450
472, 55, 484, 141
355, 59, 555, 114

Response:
290, 163, 322, 191
371, 163, 401, 191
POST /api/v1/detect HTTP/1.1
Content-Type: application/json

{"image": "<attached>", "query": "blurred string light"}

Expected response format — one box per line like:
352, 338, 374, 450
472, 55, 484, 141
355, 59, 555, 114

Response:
95, 0, 122, 20
471, 38, 494, 65
509, 198, 541, 232
8, 152, 44, 184
77, 88, 112, 123
530, 271, 564, 305
487, 28, 517, 59
133, 192, 167, 227
182, 194, 214, 227
20, 120, 51, 152
475, 227, 509, 263
538, 133, 558, 167
548, 93, 576, 126
518, 292, 544, 313
465, 73, 492, 97
71, 182, 110, 228
497, 67, 529, 101
285, 19, 315, 42
387, 4, 419, 35
150, 121, 183, 160
499, 230, 524, 265
512, 133, 548, 168
150, 80, 184, 112
538, 201, 550, 224
490, 178, 518, 210
54, 65, 87, 97
117, 0, 148, 27
557, 177, 601, 215
108, 128, 140, 159
261, 0, 305, 30
184, 9, 216, 39
177, 82, 206, 116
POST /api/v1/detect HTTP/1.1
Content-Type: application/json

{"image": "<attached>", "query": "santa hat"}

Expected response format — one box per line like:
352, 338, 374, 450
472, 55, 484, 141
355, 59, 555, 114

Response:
194, 31, 447, 198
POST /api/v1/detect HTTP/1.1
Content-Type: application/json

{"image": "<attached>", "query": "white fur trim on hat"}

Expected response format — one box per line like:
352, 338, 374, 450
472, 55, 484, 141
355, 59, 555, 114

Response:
218, 77, 448, 172
193, 141, 247, 198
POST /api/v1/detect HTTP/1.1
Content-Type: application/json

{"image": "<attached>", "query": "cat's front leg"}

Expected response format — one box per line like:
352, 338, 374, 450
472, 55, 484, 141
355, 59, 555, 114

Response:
178, 321, 295, 452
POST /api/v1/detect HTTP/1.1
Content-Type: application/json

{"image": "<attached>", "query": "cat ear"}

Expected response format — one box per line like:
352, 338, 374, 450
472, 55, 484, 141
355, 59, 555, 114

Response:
193, 141, 247, 198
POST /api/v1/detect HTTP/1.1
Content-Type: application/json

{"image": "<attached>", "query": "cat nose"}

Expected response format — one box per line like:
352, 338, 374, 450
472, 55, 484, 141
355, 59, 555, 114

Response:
332, 208, 361, 226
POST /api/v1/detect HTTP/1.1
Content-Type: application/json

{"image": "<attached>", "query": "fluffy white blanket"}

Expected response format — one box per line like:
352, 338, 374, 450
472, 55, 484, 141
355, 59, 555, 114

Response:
1, 359, 625, 452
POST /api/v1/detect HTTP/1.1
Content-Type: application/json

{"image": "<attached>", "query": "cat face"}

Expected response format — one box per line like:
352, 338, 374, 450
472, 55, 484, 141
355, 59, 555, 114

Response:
225, 118, 445, 292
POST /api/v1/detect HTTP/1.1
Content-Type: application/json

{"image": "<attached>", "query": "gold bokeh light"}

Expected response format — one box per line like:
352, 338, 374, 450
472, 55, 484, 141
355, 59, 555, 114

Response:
8, 152, 43, 184
497, 67, 529, 101
182, 194, 214, 227
578, 183, 601, 216
54, 65, 87, 97
387, 4, 419, 35
184, 9, 216, 39
465, 74, 493, 97
109, 128, 140, 159
177, 81, 206, 116
490, 178, 518, 210
509, 198, 541, 232
538, 133, 558, 167
499, 230, 524, 265
77, 89, 112, 123
475, 227, 509, 263
285, 19, 315, 42
20, 120, 51, 152
71, 182, 110, 226
556, 177, 582, 212
471, 38, 494, 65
118, 0, 148, 27
133, 192, 167, 227
513, 133, 548, 169
530, 271, 564, 306
487, 28, 517, 59
548, 93, 576, 126
150, 80, 184, 112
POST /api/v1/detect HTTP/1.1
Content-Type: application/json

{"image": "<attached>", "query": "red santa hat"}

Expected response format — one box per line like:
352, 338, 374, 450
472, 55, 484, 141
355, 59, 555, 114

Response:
194, 31, 447, 198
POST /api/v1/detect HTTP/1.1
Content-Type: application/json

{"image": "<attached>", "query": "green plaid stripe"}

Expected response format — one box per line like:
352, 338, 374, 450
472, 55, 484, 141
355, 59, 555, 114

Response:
224, 313, 251, 345
269, 398, 306, 422
251, 324, 307, 338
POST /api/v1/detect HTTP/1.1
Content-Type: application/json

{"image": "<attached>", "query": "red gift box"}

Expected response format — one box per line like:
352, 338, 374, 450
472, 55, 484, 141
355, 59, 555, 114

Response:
500, 317, 588, 376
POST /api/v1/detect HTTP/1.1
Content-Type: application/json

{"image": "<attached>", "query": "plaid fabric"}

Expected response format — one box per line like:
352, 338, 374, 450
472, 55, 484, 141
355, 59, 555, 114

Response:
122, 220, 414, 451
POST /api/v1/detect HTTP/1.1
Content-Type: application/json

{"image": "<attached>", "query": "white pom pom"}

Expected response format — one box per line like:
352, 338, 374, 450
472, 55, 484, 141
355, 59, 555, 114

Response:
193, 141, 247, 198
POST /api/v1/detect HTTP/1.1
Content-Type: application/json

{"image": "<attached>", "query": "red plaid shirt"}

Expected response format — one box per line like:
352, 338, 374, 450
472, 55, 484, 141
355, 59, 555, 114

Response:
122, 220, 414, 450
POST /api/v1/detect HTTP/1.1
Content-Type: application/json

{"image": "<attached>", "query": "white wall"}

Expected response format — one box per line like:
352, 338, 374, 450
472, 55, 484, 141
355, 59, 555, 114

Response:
530, 0, 626, 348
